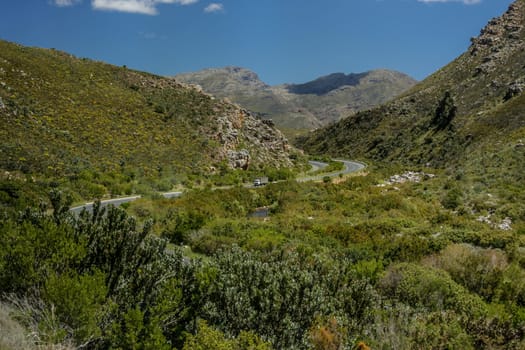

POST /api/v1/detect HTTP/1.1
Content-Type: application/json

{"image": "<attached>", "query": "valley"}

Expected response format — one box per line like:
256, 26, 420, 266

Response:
1, 1, 525, 349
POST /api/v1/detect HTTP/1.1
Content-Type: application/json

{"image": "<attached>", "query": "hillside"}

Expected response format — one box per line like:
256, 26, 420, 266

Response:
175, 67, 416, 130
0, 40, 296, 200
4, 3, 525, 349
299, 0, 525, 175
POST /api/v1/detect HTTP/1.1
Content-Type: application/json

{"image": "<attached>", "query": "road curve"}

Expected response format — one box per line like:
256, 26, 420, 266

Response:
307, 160, 329, 172
298, 159, 365, 182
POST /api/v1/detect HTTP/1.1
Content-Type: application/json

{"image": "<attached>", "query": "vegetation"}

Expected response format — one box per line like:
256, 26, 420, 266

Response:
2, 2, 525, 349
2, 162, 525, 348
432, 91, 457, 130
0, 40, 298, 204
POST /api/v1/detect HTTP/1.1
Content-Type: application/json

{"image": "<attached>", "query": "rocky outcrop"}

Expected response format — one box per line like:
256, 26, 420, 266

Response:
227, 149, 250, 170
470, 1, 525, 74
377, 171, 435, 187
477, 214, 513, 231
207, 103, 292, 170
504, 80, 525, 100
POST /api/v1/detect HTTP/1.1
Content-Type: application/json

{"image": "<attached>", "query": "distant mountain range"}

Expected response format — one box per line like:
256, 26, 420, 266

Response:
175, 67, 417, 130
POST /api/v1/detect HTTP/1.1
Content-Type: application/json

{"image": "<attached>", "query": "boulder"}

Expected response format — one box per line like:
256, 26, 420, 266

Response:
227, 149, 250, 170
504, 81, 525, 101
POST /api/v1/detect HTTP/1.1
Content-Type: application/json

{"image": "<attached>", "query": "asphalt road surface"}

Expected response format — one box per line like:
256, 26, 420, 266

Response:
298, 159, 365, 182
70, 192, 182, 215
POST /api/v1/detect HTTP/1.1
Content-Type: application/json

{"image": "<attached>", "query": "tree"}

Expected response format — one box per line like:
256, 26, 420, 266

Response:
432, 91, 457, 129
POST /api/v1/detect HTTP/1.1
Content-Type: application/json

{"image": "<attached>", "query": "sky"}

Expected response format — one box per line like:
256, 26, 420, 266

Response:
0, 0, 515, 85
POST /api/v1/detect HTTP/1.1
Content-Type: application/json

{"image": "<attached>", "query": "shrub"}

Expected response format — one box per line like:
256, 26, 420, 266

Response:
425, 244, 509, 302
432, 91, 457, 130
379, 263, 487, 318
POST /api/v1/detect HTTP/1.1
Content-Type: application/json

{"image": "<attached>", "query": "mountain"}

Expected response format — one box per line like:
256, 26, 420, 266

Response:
0, 40, 295, 200
298, 0, 525, 174
175, 67, 416, 130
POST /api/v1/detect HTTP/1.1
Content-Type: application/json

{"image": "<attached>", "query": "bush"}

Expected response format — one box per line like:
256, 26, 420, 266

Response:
441, 187, 463, 209
379, 263, 487, 318
425, 244, 509, 302
43, 271, 107, 342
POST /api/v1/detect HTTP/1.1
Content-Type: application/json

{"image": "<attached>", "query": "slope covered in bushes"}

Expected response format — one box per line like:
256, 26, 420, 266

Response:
0, 40, 297, 202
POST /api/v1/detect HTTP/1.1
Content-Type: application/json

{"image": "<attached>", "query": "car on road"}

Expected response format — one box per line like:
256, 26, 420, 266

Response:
253, 176, 268, 187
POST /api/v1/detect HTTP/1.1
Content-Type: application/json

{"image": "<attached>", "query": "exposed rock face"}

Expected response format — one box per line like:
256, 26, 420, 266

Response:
206, 102, 292, 170
175, 67, 417, 130
470, 1, 525, 74
504, 80, 525, 100
227, 149, 250, 169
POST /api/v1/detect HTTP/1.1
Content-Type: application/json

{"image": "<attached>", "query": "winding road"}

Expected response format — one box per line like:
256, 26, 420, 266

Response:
70, 160, 365, 214
297, 159, 366, 182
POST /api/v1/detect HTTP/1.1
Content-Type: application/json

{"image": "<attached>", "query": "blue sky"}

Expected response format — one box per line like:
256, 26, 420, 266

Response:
0, 0, 514, 84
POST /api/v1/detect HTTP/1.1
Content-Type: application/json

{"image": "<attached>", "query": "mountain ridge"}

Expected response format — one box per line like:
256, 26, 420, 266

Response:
175, 67, 417, 130
298, 0, 525, 166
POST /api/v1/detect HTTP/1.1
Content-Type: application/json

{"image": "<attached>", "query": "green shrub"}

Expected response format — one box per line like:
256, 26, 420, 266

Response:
379, 263, 487, 318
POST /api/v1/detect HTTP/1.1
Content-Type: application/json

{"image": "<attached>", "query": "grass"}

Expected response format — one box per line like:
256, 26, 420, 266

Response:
0, 300, 76, 350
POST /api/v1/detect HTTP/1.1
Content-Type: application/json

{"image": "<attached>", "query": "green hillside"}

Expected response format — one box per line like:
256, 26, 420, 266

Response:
4, 2, 525, 350
298, 1, 525, 212
0, 40, 297, 202
299, 1, 525, 161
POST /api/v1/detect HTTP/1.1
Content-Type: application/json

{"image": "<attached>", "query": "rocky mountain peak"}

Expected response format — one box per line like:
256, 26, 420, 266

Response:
285, 72, 367, 95
224, 66, 263, 83
469, 0, 525, 73
176, 67, 269, 92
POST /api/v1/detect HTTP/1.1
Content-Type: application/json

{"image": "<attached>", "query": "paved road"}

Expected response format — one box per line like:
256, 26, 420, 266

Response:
307, 160, 330, 172
298, 159, 365, 182
70, 160, 365, 213
70, 192, 182, 215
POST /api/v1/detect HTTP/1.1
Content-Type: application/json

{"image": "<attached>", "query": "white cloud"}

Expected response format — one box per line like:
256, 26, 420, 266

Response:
52, 0, 82, 7
157, 0, 198, 4
204, 3, 223, 13
91, 0, 198, 15
417, 0, 481, 4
